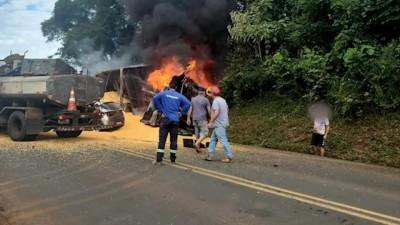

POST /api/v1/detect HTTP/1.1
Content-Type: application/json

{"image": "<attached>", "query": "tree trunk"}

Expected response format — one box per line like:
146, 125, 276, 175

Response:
257, 40, 263, 62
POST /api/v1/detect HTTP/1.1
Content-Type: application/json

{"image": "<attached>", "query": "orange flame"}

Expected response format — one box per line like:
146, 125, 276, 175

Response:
147, 57, 214, 91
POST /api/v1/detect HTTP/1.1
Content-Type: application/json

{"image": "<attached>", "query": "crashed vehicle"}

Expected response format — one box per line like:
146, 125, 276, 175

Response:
95, 64, 202, 136
95, 64, 153, 114
94, 101, 125, 130
0, 55, 110, 141
140, 73, 203, 136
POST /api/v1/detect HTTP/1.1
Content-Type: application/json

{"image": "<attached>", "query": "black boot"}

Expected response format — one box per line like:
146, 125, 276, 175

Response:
170, 153, 177, 163
156, 152, 164, 162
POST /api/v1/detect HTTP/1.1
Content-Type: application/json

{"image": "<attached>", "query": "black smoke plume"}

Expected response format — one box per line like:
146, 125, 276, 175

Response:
118, 0, 237, 82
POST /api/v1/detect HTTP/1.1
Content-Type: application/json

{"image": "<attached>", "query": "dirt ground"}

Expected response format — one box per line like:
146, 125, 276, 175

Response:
0, 91, 199, 152
0, 112, 202, 154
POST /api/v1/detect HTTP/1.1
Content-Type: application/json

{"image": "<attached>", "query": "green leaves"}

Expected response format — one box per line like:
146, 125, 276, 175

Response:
42, 0, 135, 63
229, 0, 287, 59
224, 0, 400, 118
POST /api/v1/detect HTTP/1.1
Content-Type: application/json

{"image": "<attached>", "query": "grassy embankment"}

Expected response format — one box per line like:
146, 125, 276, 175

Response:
228, 98, 400, 168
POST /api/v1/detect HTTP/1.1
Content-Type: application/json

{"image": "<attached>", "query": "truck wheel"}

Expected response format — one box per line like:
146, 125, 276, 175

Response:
7, 111, 37, 141
56, 131, 82, 138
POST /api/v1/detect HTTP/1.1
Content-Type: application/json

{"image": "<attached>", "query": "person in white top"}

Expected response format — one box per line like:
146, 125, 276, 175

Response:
309, 102, 331, 157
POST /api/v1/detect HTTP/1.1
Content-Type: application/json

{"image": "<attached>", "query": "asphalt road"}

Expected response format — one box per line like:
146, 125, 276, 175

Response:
0, 139, 399, 225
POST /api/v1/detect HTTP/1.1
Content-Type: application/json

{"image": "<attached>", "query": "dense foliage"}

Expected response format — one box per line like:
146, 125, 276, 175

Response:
224, 0, 400, 117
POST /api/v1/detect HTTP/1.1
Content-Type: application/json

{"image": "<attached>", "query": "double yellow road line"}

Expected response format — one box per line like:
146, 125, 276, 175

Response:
110, 146, 400, 225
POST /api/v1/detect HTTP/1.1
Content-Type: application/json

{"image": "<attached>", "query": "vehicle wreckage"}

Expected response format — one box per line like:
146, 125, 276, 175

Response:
140, 73, 203, 136
95, 64, 204, 136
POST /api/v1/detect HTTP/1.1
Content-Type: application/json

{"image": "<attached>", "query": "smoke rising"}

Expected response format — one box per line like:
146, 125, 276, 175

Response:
73, 38, 140, 75
119, 0, 237, 82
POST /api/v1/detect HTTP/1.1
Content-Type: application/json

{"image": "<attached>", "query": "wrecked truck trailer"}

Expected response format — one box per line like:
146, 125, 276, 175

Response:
0, 58, 109, 141
95, 64, 154, 114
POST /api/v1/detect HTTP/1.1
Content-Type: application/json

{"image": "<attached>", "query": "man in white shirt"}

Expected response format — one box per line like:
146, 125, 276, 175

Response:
205, 86, 233, 163
310, 102, 330, 157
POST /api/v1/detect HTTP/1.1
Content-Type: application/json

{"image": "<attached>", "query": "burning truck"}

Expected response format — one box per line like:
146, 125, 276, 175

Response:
141, 72, 204, 136
143, 57, 215, 126
89, 0, 235, 135
95, 60, 210, 136
96, 55, 216, 136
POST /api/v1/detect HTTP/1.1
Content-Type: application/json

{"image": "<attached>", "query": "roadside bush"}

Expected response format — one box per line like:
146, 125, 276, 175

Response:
328, 42, 400, 117
221, 46, 275, 103
228, 99, 400, 168
223, 0, 400, 119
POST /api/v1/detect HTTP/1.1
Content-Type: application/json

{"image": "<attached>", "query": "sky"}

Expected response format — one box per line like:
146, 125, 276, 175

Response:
0, 0, 61, 59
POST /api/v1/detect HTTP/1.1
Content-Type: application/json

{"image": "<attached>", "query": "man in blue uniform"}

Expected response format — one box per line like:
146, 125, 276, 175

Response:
153, 80, 191, 165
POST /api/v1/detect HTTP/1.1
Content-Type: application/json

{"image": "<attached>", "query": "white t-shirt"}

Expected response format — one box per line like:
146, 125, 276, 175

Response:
211, 97, 229, 128
314, 117, 330, 135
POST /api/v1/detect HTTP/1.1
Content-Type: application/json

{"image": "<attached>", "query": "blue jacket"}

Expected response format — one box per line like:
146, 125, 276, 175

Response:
153, 90, 191, 122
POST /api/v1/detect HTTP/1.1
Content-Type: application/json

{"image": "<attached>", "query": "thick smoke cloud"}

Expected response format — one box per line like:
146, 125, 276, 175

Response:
119, 0, 237, 81
74, 38, 140, 75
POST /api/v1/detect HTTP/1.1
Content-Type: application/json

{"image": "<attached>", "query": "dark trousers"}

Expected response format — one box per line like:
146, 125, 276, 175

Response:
157, 117, 179, 162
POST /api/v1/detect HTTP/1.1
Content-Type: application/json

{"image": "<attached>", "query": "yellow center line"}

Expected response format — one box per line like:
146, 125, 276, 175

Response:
109, 146, 400, 225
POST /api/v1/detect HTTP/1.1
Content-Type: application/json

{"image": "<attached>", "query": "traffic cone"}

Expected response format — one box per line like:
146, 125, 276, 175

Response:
67, 87, 77, 111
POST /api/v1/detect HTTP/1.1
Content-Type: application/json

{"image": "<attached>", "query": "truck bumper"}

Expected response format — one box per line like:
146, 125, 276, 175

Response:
54, 125, 115, 132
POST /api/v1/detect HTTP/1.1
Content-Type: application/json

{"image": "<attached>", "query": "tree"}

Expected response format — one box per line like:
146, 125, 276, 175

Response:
228, 0, 288, 61
42, 0, 135, 64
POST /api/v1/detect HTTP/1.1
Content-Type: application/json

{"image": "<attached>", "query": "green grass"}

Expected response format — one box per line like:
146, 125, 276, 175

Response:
228, 98, 400, 168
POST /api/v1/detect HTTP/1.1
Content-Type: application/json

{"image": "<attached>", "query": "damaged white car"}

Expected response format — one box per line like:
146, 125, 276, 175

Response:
95, 102, 125, 130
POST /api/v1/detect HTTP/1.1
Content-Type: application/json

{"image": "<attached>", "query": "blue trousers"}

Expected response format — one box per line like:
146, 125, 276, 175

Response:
208, 126, 233, 158
157, 117, 179, 162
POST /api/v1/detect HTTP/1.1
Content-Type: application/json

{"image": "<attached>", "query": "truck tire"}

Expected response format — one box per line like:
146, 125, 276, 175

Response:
56, 131, 82, 138
7, 111, 38, 141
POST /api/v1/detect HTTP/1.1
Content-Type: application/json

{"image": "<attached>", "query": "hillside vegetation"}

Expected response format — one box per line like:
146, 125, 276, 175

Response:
223, 0, 400, 167
228, 98, 400, 168
224, 0, 400, 118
